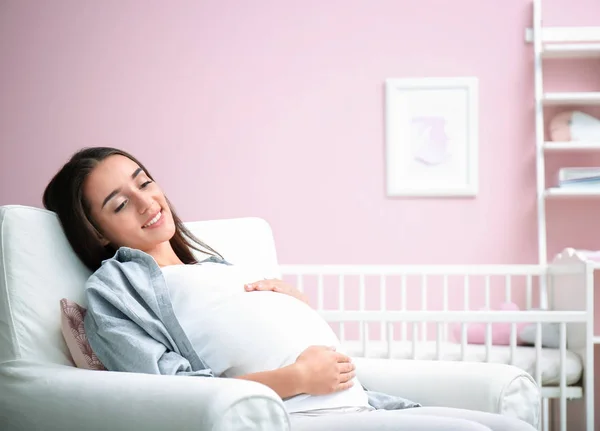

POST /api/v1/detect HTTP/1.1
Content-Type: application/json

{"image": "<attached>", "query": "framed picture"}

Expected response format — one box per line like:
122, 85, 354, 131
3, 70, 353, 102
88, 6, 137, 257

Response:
385, 77, 478, 197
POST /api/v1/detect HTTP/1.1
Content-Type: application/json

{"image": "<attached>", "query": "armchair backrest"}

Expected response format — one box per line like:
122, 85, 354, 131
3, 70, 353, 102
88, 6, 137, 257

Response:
0, 205, 279, 365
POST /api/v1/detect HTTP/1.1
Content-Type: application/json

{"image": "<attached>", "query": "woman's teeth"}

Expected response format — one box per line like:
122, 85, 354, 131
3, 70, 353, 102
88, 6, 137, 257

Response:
143, 211, 162, 228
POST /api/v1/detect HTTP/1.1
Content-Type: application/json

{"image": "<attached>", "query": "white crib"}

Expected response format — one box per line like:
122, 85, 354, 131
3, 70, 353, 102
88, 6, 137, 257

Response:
279, 248, 595, 431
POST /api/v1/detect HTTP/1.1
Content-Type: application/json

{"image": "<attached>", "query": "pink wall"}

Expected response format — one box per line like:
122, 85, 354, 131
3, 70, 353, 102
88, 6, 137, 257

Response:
1, 0, 599, 266
1, 1, 600, 429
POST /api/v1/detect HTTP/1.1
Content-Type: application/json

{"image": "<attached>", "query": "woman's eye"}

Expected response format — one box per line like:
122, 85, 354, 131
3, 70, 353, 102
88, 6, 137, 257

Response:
140, 180, 153, 189
114, 201, 127, 213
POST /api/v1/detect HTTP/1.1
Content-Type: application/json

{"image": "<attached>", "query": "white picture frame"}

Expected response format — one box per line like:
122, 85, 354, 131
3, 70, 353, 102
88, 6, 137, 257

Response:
385, 77, 479, 197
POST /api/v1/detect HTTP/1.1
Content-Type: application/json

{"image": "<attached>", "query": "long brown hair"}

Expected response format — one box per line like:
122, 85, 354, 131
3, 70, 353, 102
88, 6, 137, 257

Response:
43, 147, 222, 272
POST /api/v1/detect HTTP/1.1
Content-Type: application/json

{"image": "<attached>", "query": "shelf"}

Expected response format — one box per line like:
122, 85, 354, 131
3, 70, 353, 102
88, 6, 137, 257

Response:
525, 26, 600, 44
542, 92, 600, 106
593, 336, 600, 344
541, 43, 600, 59
543, 141, 600, 152
545, 188, 600, 198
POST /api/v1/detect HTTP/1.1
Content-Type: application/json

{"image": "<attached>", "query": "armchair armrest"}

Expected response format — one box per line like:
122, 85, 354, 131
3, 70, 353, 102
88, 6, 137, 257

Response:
0, 360, 290, 431
354, 358, 540, 428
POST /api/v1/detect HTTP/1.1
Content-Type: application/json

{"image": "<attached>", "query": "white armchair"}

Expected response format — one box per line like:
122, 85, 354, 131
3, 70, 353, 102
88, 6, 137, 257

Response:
0, 205, 540, 430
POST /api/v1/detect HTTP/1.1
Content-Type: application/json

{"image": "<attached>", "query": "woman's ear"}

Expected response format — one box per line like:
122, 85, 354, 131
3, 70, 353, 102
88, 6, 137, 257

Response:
86, 214, 109, 246
90, 223, 110, 246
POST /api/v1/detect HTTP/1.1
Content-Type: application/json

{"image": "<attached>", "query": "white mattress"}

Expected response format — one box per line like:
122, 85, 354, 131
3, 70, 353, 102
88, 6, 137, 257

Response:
341, 340, 583, 386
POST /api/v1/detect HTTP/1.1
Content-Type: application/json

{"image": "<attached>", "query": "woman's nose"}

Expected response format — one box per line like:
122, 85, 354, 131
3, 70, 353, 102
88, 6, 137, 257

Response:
134, 192, 154, 214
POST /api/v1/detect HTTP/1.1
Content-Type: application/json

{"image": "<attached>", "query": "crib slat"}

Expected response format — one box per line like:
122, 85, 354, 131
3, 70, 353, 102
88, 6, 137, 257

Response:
363, 322, 369, 357
317, 274, 324, 310
559, 322, 567, 431
387, 322, 393, 359
463, 276, 469, 311
380, 275, 386, 344
412, 322, 418, 359
338, 275, 345, 342
509, 322, 517, 365
485, 275, 491, 308
359, 274, 365, 310
505, 275, 511, 303
526, 275, 532, 310
485, 276, 492, 363
535, 322, 542, 385
421, 275, 427, 342
539, 318, 547, 431
462, 277, 469, 360
401, 276, 407, 341
296, 274, 303, 292
461, 323, 467, 361
543, 399, 550, 431
485, 322, 492, 362
544, 273, 551, 311
359, 274, 365, 346
436, 322, 443, 360
442, 275, 449, 341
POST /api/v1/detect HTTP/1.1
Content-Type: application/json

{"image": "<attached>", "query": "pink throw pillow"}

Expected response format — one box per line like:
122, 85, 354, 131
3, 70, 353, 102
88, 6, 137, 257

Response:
451, 302, 529, 345
59, 298, 106, 370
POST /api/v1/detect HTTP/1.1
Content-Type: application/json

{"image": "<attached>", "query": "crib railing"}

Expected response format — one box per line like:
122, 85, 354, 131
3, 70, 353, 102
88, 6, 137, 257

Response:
287, 264, 545, 315
278, 263, 594, 431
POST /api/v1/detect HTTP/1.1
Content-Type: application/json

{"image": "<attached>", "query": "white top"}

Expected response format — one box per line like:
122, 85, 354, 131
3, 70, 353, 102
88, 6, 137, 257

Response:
161, 260, 370, 414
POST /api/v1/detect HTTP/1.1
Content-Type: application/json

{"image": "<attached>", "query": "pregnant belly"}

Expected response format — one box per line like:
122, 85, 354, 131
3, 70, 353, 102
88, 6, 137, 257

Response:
180, 291, 342, 377
176, 290, 371, 414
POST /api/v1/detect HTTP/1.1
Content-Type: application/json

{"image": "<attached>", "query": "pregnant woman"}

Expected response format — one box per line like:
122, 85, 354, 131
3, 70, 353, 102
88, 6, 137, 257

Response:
43, 147, 535, 431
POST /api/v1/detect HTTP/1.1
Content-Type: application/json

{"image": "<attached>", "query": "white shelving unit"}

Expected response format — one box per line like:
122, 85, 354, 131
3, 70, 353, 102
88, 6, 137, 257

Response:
526, 1, 600, 267
526, 1, 600, 430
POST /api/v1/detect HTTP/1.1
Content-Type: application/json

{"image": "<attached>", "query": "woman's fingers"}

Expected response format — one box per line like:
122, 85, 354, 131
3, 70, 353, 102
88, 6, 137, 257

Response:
244, 280, 309, 305
244, 281, 275, 291
338, 362, 356, 385
337, 381, 354, 391
334, 352, 352, 363
244, 280, 288, 293
340, 372, 356, 384
338, 362, 356, 374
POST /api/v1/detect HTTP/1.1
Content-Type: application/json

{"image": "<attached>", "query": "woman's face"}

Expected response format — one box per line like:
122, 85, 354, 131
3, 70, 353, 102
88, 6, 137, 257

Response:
83, 154, 176, 254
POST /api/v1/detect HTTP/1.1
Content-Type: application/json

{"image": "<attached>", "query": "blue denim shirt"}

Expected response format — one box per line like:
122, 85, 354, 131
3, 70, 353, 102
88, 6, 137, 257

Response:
83, 247, 420, 410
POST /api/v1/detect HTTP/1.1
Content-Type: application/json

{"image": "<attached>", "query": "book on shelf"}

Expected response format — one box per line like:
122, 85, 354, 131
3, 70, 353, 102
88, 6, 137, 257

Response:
558, 167, 600, 188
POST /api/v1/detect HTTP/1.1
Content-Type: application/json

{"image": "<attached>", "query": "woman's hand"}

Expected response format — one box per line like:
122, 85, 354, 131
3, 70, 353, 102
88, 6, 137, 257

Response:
244, 278, 310, 306
293, 346, 356, 395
